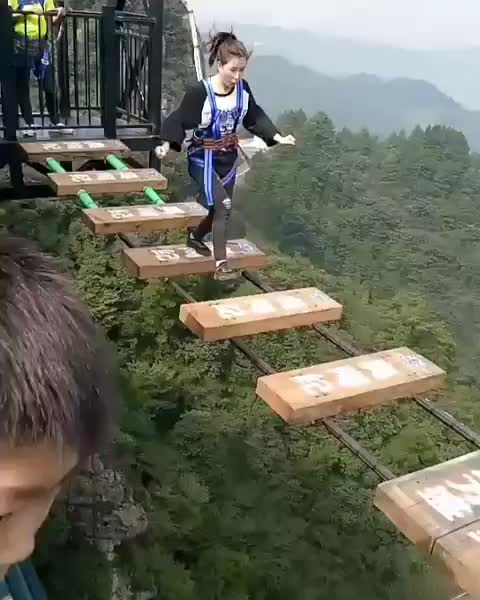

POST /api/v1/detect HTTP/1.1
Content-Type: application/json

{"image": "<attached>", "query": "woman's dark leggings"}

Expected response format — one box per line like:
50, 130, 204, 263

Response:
188, 151, 237, 262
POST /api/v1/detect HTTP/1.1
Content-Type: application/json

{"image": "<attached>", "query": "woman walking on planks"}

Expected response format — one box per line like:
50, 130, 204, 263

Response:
155, 31, 295, 280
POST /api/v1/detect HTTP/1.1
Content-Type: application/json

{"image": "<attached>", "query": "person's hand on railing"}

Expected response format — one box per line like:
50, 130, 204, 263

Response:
52, 6, 66, 23
155, 141, 170, 159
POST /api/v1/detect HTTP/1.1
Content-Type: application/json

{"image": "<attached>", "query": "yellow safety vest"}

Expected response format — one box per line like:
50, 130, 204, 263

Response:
9, 0, 56, 40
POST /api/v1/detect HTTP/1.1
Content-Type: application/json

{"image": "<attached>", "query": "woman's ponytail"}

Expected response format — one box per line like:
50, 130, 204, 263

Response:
207, 30, 250, 67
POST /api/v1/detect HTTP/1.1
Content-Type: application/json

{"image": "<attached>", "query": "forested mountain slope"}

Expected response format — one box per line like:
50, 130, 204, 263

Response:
7, 5, 478, 600
3, 192, 461, 600
239, 112, 480, 386
4, 114, 478, 598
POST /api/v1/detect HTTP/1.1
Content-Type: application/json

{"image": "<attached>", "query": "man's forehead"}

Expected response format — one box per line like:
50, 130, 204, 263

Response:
0, 442, 77, 490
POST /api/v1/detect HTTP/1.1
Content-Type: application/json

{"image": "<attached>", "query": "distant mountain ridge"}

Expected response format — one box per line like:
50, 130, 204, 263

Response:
246, 55, 480, 151
208, 24, 480, 111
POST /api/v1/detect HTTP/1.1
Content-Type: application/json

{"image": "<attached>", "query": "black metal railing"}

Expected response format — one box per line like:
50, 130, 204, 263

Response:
60, 9, 102, 127
117, 12, 154, 124
0, 0, 162, 140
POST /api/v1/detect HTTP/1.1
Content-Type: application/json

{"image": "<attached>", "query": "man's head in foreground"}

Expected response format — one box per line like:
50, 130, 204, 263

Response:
0, 236, 115, 572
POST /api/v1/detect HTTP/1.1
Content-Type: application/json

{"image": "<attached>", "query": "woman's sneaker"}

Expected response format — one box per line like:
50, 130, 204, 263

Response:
214, 260, 240, 281
186, 228, 211, 256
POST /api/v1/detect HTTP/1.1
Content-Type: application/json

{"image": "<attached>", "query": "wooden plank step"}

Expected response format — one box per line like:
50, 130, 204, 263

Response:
48, 168, 168, 196
375, 451, 480, 598
256, 347, 446, 424
122, 239, 268, 280
179, 287, 342, 341
20, 139, 130, 161
82, 202, 207, 235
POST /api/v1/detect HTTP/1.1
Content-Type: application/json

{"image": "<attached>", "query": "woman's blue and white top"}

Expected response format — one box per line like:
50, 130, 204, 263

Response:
161, 78, 280, 151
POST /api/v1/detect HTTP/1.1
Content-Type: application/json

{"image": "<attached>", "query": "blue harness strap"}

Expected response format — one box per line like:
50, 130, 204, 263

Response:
33, 46, 50, 80
192, 78, 245, 207
17, 0, 47, 21
234, 79, 245, 130
17, 0, 45, 9
201, 79, 218, 206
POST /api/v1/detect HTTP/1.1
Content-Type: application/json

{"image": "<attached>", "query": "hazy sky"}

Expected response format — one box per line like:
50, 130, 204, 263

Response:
189, 0, 480, 50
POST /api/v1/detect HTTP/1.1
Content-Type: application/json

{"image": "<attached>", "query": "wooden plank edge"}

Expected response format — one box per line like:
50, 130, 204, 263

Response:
124, 253, 269, 280
257, 372, 446, 425
374, 482, 436, 550
82, 213, 204, 235
179, 305, 343, 342
121, 250, 141, 279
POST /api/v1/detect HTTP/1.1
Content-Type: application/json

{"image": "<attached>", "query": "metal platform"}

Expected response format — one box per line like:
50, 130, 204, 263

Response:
0, 2, 164, 184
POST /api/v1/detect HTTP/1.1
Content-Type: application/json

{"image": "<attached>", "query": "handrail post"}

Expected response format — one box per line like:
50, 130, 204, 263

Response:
57, 1, 70, 122
0, 0, 17, 141
0, 0, 24, 189
101, 4, 119, 138
148, 0, 163, 170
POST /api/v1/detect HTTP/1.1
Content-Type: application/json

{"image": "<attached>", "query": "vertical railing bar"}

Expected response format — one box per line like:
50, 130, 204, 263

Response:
84, 16, 91, 125
95, 16, 100, 113
101, 4, 119, 138
72, 15, 80, 125
120, 32, 125, 114
134, 32, 139, 118
130, 28, 134, 120
37, 14, 44, 127
64, 15, 71, 119
49, 13, 58, 125
143, 25, 147, 124
126, 26, 131, 121
22, 14, 29, 132
133, 30, 137, 119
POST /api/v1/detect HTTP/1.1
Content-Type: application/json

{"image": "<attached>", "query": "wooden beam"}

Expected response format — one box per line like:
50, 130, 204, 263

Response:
48, 168, 168, 196
375, 451, 480, 598
82, 202, 207, 234
122, 239, 268, 279
179, 287, 342, 341
434, 522, 480, 599
20, 139, 130, 161
256, 347, 446, 424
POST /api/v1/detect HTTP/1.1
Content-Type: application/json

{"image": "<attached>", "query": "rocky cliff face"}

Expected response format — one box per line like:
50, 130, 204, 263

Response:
67, 456, 151, 600
67, 456, 148, 558
163, 0, 197, 109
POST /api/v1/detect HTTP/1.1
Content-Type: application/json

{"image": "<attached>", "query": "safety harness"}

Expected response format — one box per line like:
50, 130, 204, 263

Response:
188, 78, 246, 206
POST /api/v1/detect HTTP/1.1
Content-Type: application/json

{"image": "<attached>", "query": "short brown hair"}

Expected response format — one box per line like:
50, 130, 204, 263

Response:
0, 236, 116, 459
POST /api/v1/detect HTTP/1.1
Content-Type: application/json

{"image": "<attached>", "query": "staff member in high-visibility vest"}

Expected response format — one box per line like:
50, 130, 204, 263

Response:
9, 0, 65, 136
155, 31, 295, 280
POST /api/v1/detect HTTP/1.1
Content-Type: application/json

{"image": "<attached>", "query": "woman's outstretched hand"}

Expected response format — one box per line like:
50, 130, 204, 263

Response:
155, 141, 170, 159
274, 133, 296, 146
